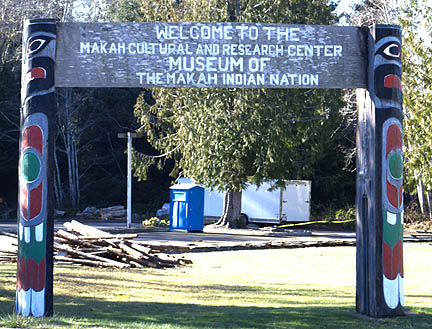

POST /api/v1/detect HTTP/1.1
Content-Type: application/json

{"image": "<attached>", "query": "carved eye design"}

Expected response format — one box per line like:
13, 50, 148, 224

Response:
383, 43, 401, 58
27, 38, 47, 55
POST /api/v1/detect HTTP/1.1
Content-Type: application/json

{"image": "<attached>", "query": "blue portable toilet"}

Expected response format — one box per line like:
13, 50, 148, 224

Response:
170, 183, 204, 232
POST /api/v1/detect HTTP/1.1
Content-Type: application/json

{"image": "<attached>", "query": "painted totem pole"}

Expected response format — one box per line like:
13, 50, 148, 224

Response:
17, 19, 56, 317
356, 25, 404, 317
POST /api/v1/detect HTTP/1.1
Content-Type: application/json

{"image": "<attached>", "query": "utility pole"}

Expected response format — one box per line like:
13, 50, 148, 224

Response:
118, 132, 137, 228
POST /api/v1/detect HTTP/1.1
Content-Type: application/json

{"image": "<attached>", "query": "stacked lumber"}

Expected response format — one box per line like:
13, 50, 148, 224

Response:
143, 238, 357, 253
0, 221, 192, 269
55, 220, 192, 268
0, 232, 17, 262
99, 205, 126, 219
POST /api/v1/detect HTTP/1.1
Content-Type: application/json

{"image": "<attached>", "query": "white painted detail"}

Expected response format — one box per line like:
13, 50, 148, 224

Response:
31, 288, 45, 317
398, 274, 404, 307
383, 274, 404, 309
19, 289, 31, 316
24, 226, 31, 243
19, 223, 23, 241
35, 222, 44, 242
387, 211, 397, 225
16, 289, 21, 314
401, 210, 404, 224
383, 275, 399, 309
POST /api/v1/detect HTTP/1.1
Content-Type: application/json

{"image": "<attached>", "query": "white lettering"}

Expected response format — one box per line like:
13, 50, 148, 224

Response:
223, 73, 265, 86
80, 42, 90, 53
100, 42, 107, 53
269, 74, 319, 86
270, 73, 279, 85
190, 26, 200, 39
128, 43, 136, 54
117, 43, 126, 54
156, 24, 234, 40
169, 56, 243, 72
263, 26, 276, 40
137, 72, 145, 84
136, 72, 164, 85
109, 43, 117, 54
235, 25, 249, 40
324, 45, 333, 56
334, 45, 343, 56
285, 44, 343, 57
248, 57, 270, 72
249, 26, 258, 40
167, 73, 176, 84
201, 26, 211, 39
155, 25, 169, 39
275, 27, 300, 41
91, 42, 99, 54
314, 45, 324, 56
288, 45, 296, 56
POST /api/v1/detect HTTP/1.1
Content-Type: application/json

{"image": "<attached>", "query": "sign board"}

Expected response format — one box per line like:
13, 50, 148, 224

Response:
56, 22, 367, 89
117, 133, 137, 138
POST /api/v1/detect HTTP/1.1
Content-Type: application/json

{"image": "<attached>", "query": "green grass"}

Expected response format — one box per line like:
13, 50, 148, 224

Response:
1, 243, 432, 328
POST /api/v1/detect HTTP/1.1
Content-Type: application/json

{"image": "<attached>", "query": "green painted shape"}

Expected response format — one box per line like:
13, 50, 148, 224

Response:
383, 210, 403, 247
389, 153, 403, 179
18, 225, 46, 263
22, 152, 41, 182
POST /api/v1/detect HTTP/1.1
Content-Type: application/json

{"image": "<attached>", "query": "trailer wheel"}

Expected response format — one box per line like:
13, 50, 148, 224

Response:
239, 213, 249, 226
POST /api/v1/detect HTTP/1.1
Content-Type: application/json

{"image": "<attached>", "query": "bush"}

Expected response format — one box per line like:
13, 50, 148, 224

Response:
142, 216, 169, 227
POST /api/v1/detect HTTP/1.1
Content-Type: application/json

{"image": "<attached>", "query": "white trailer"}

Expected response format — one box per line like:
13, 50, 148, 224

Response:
178, 178, 311, 223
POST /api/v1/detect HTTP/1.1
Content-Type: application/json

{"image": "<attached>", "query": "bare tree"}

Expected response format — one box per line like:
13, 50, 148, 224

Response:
0, 0, 114, 207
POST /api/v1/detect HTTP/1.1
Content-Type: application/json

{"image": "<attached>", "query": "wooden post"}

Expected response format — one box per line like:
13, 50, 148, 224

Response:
356, 24, 404, 317
17, 19, 56, 317
118, 132, 138, 228
127, 132, 132, 228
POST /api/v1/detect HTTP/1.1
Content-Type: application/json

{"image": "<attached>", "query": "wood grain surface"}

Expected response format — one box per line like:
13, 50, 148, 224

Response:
55, 22, 367, 89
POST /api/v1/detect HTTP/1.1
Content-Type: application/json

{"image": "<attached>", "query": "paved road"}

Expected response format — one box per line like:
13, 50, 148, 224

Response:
2, 220, 430, 251
0, 220, 356, 244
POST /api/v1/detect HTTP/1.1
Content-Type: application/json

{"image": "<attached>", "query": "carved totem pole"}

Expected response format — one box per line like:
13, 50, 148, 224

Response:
17, 19, 56, 316
356, 25, 404, 317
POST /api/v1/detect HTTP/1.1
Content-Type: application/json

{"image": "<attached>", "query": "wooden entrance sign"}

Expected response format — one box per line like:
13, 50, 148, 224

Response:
18, 20, 403, 318
55, 22, 367, 89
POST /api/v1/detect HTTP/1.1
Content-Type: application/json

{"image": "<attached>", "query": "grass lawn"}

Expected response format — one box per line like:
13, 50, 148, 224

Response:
1, 243, 431, 328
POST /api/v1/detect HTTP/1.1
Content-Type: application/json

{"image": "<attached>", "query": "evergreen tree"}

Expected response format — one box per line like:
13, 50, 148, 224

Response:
131, 0, 348, 227
400, 0, 432, 220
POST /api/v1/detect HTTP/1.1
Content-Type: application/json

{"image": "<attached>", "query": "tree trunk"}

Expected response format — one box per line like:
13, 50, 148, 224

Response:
214, 190, 242, 228
417, 180, 426, 214
416, 180, 432, 221
426, 191, 432, 221
53, 146, 64, 206
58, 87, 80, 208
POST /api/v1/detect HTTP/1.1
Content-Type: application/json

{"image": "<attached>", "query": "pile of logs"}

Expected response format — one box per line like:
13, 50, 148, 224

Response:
0, 232, 17, 262
0, 220, 192, 269
99, 205, 127, 220
55, 220, 192, 268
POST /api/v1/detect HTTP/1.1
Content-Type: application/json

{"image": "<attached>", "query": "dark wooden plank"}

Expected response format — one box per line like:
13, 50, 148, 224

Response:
55, 22, 367, 89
